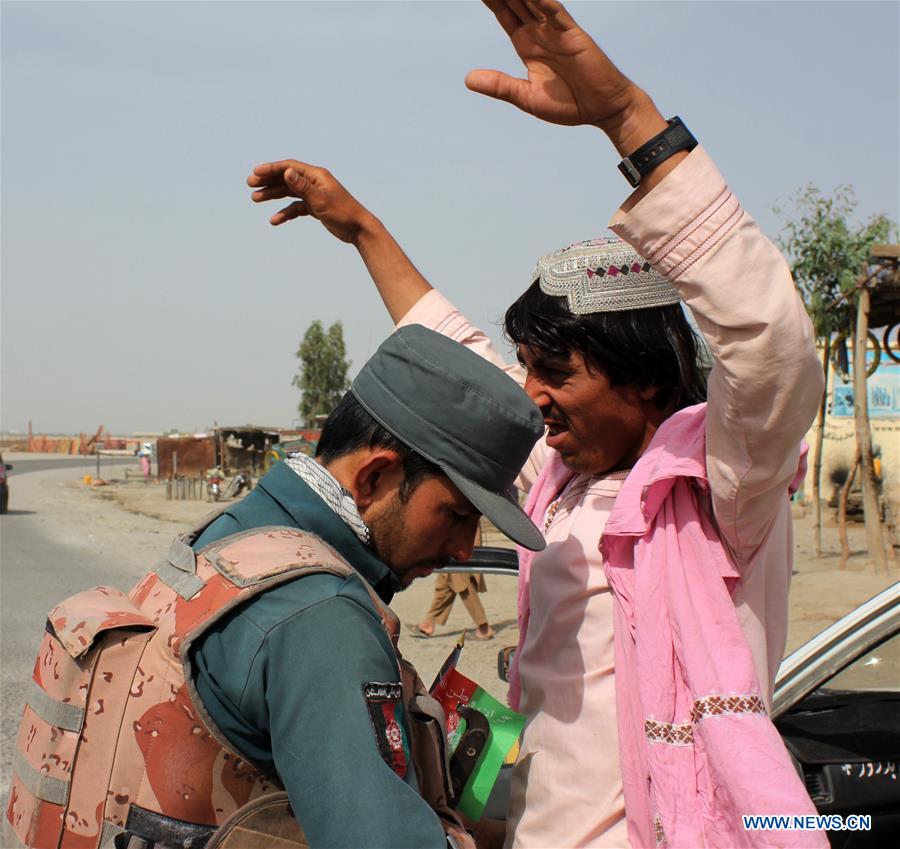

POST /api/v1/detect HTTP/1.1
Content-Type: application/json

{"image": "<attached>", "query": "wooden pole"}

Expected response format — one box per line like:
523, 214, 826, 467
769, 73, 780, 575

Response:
838, 450, 860, 570
852, 277, 887, 572
812, 337, 830, 555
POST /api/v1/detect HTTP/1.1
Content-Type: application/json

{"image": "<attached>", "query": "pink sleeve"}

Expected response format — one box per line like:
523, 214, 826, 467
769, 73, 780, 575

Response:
397, 290, 549, 493
610, 148, 823, 567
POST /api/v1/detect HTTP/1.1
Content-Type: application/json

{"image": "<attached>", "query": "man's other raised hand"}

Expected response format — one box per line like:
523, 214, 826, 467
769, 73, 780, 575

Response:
247, 160, 376, 246
247, 160, 432, 322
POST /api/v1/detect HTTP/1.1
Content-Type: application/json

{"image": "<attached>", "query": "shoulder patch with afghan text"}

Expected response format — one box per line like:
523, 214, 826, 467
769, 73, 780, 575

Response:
363, 681, 409, 778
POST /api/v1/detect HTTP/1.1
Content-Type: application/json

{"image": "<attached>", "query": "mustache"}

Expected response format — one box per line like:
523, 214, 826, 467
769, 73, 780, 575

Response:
543, 407, 568, 427
398, 558, 449, 575
398, 561, 449, 589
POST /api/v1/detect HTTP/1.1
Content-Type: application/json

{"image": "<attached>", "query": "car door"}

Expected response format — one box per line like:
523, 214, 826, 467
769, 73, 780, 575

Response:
773, 584, 900, 849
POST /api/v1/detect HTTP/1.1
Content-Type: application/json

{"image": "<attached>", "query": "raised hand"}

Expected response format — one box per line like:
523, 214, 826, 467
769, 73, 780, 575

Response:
467, 0, 664, 153
247, 160, 376, 245
247, 159, 432, 320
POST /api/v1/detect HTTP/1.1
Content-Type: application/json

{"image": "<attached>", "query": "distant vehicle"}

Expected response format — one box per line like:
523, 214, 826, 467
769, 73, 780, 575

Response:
440, 551, 900, 842
0, 454, 11, 513
206, 468, 224, 502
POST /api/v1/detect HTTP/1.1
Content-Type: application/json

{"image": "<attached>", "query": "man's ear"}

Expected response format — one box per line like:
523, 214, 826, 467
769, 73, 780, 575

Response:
637, 384, 659, 402
351, 449, 404, 510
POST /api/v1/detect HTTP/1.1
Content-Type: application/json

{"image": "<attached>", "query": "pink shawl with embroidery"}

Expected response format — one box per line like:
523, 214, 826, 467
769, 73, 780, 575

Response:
513, 404, 825, 848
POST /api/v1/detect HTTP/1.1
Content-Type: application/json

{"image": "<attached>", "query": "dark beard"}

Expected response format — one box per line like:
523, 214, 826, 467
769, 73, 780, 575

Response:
366, 496, 405, 570
366, 497, 447, 589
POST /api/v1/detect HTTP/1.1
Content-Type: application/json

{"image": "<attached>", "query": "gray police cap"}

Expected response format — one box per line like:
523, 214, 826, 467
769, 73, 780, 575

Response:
351, 324, 546, 551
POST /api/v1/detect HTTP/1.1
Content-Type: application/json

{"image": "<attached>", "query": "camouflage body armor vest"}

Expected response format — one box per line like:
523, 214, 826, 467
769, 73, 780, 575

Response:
5, 526, 462, 849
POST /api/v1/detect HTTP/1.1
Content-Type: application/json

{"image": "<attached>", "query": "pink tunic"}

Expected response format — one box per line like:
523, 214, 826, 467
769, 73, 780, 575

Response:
508, 471, 630, 847
399, 147, 824, 848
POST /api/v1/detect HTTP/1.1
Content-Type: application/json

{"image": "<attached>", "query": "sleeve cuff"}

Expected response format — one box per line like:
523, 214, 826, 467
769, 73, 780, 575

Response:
395, 288, 478, 343
609, 147, 744, 281
396, 289, 456, 330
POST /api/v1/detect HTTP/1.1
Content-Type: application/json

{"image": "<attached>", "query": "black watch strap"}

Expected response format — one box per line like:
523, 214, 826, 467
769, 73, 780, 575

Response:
617, 116, 698, 188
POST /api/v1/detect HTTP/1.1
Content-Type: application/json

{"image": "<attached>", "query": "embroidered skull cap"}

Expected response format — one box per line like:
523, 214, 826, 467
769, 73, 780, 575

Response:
351, 325, 546, 551
534, 236, 681, 314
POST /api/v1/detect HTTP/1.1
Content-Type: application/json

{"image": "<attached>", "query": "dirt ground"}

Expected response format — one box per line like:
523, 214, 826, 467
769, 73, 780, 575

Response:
82, 470, 898, 704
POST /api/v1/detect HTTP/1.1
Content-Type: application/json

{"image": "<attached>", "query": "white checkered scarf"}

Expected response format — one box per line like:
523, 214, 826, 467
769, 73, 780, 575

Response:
283, 452, 371, 546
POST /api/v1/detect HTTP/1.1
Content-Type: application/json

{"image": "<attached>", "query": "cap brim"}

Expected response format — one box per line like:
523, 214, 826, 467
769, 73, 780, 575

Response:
443, 467, 546, 552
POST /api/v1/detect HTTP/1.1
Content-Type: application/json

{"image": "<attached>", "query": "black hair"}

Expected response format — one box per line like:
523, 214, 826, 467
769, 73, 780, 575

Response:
504, 280, 708, 411
316, 391, 442, 501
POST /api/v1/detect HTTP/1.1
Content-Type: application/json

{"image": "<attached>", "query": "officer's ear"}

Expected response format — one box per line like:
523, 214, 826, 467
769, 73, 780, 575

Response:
349, 449, 404, 510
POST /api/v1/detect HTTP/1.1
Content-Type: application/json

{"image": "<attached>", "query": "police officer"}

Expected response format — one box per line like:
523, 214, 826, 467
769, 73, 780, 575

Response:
5, 326, 543, 849
188, 326, 545, 847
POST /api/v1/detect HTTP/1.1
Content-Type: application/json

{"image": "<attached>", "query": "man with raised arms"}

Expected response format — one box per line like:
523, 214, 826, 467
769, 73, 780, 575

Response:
249, 1, 826, 846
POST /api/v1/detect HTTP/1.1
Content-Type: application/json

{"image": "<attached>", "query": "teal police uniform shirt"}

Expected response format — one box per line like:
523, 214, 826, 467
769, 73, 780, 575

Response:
191, 461, 447, 848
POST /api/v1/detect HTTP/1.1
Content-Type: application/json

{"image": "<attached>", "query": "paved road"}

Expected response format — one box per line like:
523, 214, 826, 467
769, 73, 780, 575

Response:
5, 453, 141, 477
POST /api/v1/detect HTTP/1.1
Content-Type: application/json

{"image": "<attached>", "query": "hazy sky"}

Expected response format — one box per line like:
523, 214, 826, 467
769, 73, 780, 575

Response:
2, 0, 898, 435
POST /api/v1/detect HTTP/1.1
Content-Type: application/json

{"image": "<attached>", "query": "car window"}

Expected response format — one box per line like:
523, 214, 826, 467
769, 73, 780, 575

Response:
818, 632, 900, 692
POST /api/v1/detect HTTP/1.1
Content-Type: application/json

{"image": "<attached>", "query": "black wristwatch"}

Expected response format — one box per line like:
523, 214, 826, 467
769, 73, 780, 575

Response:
617, 117, 698, 188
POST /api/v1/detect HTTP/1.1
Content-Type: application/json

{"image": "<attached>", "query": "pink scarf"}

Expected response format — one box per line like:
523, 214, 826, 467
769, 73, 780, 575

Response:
513, 405, 824, 847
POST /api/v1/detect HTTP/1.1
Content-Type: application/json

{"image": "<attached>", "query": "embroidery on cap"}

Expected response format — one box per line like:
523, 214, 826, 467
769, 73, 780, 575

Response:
363, 682, 409, 778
